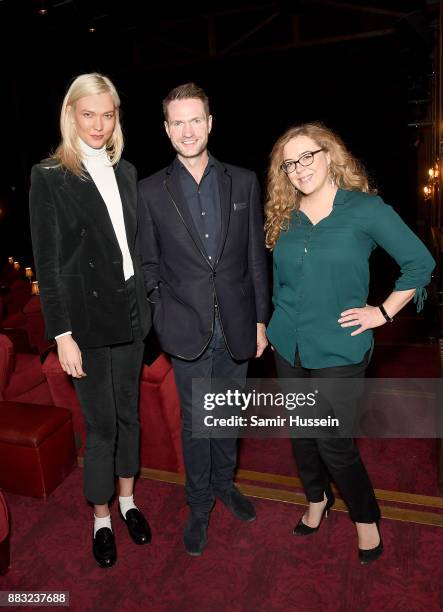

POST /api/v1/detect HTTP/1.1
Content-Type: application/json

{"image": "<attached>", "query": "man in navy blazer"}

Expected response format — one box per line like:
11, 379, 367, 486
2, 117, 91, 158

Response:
138, 83, 270, 556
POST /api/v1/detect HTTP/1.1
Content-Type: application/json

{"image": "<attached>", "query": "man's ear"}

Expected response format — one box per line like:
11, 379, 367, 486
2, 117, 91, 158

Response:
164, 120, 170, 139
208, 114, 213, 134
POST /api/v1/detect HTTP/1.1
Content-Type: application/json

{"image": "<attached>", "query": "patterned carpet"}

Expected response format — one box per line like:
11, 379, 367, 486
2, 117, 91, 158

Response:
2, 467, 443, 611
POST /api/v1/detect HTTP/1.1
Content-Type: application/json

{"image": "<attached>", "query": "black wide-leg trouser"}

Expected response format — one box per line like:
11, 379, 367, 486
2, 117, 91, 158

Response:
73, 277, 145, 505
274, 350, 380, 524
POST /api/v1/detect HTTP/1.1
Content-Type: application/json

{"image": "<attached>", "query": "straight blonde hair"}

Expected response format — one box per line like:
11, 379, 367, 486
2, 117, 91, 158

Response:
51, 73, 124, 176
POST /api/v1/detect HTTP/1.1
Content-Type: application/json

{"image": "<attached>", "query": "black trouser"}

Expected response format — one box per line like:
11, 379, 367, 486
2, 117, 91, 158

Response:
274, 350, 380, 523
171, 314, 248, 513
73, 276, 145, 505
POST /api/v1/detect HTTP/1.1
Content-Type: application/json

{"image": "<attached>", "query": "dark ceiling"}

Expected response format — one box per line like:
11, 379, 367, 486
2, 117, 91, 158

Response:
0, 1, 437, 71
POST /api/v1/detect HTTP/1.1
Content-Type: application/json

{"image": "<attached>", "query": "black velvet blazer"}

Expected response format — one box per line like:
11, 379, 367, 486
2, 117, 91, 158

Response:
29, 158, 151, 348
137, 157, 270, 361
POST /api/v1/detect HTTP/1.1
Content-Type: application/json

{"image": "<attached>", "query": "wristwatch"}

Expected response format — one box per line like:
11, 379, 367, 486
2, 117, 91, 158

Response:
379, 304, 394, 323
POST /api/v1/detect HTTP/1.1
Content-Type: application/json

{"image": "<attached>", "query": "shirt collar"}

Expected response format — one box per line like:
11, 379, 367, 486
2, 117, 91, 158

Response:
333, 188, 349, 206
174, 151, 215, 174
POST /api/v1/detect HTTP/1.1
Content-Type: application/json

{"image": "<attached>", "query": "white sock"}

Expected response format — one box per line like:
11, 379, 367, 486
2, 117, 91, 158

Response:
94, 514, 112, 537
119, 495, 137, 519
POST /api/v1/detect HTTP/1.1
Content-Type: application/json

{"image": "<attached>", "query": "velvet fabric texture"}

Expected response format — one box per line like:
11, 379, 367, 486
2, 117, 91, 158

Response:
0, 334, 52, 405
29, 160, 151, 348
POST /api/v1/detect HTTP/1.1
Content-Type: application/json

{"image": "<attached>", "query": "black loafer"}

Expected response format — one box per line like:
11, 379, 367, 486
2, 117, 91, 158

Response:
216, 486, 256, 522
120, 508, 152, 545
93, 527, 116, 569
183, 511, 209, 556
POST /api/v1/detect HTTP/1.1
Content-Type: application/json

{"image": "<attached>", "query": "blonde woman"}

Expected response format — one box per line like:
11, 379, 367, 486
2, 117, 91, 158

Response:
265, 123, 435, 564
29, 73, 152, 568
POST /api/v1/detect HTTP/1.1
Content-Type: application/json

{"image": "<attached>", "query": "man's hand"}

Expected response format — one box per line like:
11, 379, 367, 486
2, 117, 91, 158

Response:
255, 323, 268, 358
56, 335, 86, 378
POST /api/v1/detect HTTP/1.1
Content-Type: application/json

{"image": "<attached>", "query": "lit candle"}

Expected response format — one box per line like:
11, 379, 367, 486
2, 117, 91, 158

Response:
8, 257, 13, 264
25, 267, 33, 279
31, 281, 40, 295
13, 261, 20, 270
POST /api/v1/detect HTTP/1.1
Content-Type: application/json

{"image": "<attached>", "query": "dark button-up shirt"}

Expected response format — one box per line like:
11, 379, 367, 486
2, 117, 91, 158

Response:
177, 155, 221, 263
267, 188, 435, 368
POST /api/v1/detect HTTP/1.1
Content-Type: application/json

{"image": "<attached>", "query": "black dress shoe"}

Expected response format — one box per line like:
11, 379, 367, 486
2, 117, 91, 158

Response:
358, 523, 383, 565
183, 511, 209, 556
93, 527, 116, 569
119, 508, 152, 545
216, 486, 256, 522
293, 489, 335, 536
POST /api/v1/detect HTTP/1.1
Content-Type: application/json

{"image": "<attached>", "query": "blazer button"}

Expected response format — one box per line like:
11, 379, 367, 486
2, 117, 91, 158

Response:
80, 228, 86, 237
89, 261, 95, 268
92, 290, 98, 298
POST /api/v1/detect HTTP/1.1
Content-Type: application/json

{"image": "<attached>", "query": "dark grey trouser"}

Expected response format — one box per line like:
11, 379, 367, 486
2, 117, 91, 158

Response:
73, 277, 145, 505
171, 315, 248, 513
274, 350, 380, 524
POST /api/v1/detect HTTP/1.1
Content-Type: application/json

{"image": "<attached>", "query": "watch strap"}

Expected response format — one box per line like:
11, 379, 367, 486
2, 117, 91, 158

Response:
379, 304, 394, 323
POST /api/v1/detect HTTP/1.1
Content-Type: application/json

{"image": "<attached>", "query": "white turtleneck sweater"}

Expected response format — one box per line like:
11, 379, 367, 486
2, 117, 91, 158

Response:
55, 140, 134, 340
79, 139, 134, 280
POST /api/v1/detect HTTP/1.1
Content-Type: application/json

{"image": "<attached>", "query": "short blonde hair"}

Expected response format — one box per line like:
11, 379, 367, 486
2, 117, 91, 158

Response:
51, 73, 123, 176
265, 122, 374, 250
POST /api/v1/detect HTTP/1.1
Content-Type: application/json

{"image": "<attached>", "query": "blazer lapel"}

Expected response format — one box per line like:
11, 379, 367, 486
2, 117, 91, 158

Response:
214, 159, 232, 265
62, 170, 120, 250
114, 162, 137, 253
61, 163, 136, 254
164, 162, 208, 259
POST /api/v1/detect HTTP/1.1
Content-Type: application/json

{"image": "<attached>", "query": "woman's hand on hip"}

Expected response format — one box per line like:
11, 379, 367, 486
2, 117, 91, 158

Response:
56, 335, 86, 378
338, 305, 386, 336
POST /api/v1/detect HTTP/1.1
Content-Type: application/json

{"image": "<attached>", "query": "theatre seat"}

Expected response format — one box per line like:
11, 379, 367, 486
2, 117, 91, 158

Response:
0, 334, 52, 405
0, 491, 9, 575
42, 350, 184, 473
0, 401, 76, 499
22, 296, 54, 356
139, 353, 184, 473
1, 279, 30, 330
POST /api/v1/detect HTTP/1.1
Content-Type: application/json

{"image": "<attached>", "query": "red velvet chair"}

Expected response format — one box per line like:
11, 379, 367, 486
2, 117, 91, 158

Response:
0, 334, 53, 405
1, 279, 30, 330
139, 353, 184, 473
22, 296, 54, 356
0, 491, 10, 575
0, 401, 76, 499
42, 351, 184, 472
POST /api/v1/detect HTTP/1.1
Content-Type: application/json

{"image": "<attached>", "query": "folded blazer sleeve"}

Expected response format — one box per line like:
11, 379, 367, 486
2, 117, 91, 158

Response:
248, 174, 271, 324
137, 183, 161, 302
29, 165, 72, 338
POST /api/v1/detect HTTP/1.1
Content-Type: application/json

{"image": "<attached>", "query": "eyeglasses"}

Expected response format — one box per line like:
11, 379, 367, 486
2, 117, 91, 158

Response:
280, 149, 325, 174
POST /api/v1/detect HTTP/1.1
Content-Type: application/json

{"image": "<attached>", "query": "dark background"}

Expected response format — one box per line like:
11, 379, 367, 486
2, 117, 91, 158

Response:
0, 0, 437, 271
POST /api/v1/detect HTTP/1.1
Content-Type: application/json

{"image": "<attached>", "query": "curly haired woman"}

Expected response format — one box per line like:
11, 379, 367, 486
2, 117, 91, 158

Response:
265, 122, 435, 564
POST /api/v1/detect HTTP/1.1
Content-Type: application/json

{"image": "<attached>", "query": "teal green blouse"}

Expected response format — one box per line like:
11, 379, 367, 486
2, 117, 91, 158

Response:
266, 188, 435, 368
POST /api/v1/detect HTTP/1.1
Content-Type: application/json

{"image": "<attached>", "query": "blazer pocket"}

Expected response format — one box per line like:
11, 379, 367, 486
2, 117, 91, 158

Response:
59, 274, 89, 333
233, 202, 248, 211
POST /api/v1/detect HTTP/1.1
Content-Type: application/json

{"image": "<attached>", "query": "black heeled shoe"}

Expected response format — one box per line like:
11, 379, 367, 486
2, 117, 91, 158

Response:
292, 490, 335, 536
358, 523, 383, 565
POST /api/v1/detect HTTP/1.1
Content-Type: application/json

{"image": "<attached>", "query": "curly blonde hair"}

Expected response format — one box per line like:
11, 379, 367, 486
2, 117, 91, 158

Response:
264, 122, 374, 250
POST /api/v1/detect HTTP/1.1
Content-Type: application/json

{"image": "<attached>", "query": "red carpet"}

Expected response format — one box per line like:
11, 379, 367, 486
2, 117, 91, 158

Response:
2, 467, 443, 611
